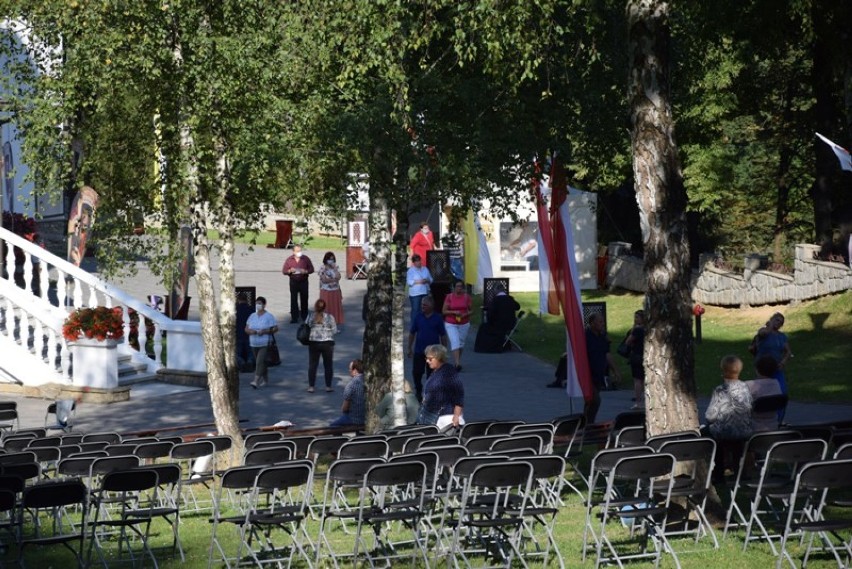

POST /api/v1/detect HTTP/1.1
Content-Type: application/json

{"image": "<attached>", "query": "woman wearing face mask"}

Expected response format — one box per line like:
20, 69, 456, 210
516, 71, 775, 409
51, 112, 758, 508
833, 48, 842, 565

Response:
319, 251, 344, 327
245, 296, 279, 389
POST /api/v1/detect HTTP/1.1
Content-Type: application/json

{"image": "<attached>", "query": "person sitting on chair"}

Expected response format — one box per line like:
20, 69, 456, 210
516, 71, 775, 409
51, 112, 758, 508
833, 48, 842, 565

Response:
474, 285, 520, 353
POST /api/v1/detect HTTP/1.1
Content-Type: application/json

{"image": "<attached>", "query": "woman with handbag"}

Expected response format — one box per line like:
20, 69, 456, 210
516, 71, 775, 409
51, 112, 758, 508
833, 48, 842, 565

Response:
417, 344, 464, 429
318, 251, 344, 328
245, 296, 279, 389
306, 299, 338, 393
442, 280, 473, 371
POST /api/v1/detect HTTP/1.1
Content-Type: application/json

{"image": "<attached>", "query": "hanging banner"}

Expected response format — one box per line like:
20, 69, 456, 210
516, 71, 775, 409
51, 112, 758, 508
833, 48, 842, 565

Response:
66, 186, 99, 267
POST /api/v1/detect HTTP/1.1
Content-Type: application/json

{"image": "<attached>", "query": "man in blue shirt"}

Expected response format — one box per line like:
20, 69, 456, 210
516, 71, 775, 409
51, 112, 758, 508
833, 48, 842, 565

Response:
330, 360, 366, 427
407, 297, 447, 402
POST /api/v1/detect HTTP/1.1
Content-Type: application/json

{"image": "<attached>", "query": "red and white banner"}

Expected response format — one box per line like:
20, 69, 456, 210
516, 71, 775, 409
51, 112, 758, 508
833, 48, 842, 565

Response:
533, 156, 593, 402
816, 132, 852, 172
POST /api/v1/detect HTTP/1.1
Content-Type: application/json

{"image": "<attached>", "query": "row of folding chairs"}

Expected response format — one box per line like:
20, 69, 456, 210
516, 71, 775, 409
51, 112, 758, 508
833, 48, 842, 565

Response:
583, 435, 720, 569
723, 430, 852, 563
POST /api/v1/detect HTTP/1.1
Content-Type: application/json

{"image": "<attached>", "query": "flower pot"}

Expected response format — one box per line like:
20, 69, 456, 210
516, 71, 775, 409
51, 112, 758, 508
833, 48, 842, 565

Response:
71, 338, 120, 389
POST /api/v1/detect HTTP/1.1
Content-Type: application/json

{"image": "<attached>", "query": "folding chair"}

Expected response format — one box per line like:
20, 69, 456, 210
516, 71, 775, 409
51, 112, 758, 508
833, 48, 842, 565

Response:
582, 446, 655, 562
315, 458, 385, 567
776, 458, 852, 569
282, 435, 316, 459
2, 434, 35, 452
243, 461, 316, 568
170, 440, 217, 514
44, 400, 76, 433
595, 453, 680, 569
417, 436, 462, 451
353, 460, 431, 568
503, 310, 526, 352
18, 479, 88, 568
132, 463, 184, 561
87, 467, 160, 569
306, 436, 348, 465
458, 421, 494, 442
133, 441, 175, 464
741, 438, 827, 554
552, 414, 587, 502
657, 438, 719, 550
835, 442, 852, 460
207, 465, 264, 568
723, 430, 802, 537
26, 436, 62, 449
609, 425, 647, 448
403, 433, 455, 453
449, 460, 534, 569
510, 455, 566, 568
510, 425, 555, 453
0, 408, 19, 432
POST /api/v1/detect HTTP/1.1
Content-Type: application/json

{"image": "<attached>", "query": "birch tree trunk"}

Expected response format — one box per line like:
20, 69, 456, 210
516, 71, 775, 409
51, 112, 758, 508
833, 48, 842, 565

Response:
390, 218, 410, 427
363, 162, 395, 433
626, 0, 699, 437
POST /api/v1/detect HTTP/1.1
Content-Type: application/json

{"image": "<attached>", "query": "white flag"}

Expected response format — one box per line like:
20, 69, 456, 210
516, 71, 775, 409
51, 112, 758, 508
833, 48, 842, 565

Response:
816, 132, 852, 172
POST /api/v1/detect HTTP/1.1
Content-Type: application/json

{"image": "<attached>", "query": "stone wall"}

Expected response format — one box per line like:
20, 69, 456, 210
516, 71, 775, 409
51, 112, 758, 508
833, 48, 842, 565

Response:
605, 242, 852, 307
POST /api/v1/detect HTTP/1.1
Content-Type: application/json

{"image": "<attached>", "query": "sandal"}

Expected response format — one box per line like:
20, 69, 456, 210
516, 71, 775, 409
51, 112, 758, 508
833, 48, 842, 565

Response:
306, 387, 315, 393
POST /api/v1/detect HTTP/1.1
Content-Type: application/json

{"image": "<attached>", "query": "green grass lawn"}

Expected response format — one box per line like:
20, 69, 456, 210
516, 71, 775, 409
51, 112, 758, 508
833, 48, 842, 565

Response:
508, 288, 852, 404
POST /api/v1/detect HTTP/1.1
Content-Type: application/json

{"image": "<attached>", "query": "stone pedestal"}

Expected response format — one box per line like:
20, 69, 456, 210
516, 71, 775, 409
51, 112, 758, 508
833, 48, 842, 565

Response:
71, 338, 119, 389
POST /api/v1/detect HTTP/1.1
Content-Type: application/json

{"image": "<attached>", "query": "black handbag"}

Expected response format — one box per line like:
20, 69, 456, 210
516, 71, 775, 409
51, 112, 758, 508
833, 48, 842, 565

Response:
265, 335, 281, 366
616, 331, 631, 359
296, 323, 311, 346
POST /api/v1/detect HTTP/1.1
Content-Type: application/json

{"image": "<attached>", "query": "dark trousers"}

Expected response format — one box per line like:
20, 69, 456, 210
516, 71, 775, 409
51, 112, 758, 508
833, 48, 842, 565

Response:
289, 278, 309, 321
411, 354, 434, 402
583, 385, 602, 425
308, 341, 334, 388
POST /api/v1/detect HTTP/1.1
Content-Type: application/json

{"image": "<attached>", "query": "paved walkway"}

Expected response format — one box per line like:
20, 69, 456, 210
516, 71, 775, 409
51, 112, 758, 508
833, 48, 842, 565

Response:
8, 243, 852, 434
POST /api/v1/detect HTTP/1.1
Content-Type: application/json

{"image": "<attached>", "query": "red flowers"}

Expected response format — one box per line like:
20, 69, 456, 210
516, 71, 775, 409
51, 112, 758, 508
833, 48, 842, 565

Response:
62, 307, 125, 342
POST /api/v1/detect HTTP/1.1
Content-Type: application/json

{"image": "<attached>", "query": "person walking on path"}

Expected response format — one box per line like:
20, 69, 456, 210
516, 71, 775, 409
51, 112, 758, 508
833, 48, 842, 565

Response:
625, 309, 646, 409
329, 359, 366, 426
406, 254, 432, 321
419, 344, 465, 430
749, 312, 791, 398
245, 296, 278, 389
407, 296, 447, 402
306, 299, 337, 393
282, 244, 314, 323
409, 221, 435, 266
442, 280, 472, 372
318, 251, 344, 327
583, 312, 620, 424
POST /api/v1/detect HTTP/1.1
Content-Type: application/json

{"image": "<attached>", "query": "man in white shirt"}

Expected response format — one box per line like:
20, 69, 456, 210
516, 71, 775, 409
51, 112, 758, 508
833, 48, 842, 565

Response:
406, 254, 432, 322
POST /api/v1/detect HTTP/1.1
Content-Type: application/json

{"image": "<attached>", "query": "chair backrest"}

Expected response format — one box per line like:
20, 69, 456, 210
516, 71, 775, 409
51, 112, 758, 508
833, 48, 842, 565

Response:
0, 402, 17, 412
57, 444, 83, 459
765, 438, 827, 469
219, 465, 263, 490
403, 434, 454, 453
104, 444, 139, 457
90, 455, 140, 477
244, 446, 294, 466
27, 437, 63, 449
254, 460, 314, 493
133, 441, 175, 460
645, 430, 701, 451
425, 444, 470, 470
244, 432, 284, 451
307, 436, 348, 461
326, 457, 385, 484
60, 434, 85, 445
2, 435, 35, 452
752, 393, 789, 414
170, 440, 216, 461
197, 435, 233, 452
283, 435, 316, 458
465, 435, 509, 455
611, 411, 646, 431
485, 421, 525, 436
81, 432, 122, 444
612, 425, 647, 448
77, 441, 109, 453
3, 461, 41, 483
22, 478, 87, 509
458, 421, 493, 442
490, 435, 544, 455
835, 443, 852, 460
796, 458, 852, 492
417, 436, 462, 450
101, 467, 159, 494
0, 451, 37, 465
338, 439, 389, 460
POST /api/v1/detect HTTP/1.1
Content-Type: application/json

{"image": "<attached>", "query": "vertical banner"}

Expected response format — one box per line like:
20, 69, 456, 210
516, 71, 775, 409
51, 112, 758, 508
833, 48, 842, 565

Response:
66, 186, 99, 267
